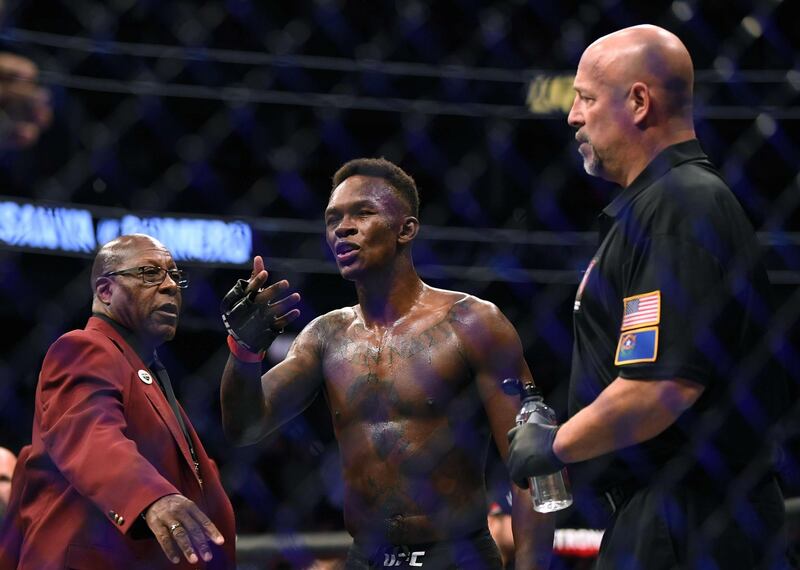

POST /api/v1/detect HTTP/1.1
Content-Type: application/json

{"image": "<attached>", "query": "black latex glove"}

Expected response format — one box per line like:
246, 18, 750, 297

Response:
220, 279, 281, 353
506, 422, 564, 489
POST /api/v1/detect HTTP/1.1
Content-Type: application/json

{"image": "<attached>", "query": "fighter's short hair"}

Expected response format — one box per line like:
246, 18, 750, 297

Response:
332, 158, 419, 218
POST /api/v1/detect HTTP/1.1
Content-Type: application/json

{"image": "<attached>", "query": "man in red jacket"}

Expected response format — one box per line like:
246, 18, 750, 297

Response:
12, 233, 235, 569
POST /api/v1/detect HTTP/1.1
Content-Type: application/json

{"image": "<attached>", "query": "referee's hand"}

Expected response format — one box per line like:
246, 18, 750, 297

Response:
507, 422, 564, 488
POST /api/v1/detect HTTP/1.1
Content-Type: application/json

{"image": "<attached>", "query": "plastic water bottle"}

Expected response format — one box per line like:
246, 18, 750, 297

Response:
503, 379, 573, 513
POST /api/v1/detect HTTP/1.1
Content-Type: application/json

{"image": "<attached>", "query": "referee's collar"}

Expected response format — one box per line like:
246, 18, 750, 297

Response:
602, 139, 708, 220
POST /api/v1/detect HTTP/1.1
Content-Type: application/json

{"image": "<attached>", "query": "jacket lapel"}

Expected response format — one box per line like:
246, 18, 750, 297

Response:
141, 389, 199, 478
84, 317, 199, 478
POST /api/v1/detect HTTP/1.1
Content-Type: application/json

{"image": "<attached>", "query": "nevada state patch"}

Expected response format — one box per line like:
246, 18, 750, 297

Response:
615, 326, 659, 365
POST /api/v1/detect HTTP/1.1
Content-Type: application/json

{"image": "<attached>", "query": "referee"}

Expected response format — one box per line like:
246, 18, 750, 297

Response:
507, 24, 788, 569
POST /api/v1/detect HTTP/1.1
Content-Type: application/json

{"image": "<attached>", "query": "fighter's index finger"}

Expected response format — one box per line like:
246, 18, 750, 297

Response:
252, 255, 265, 276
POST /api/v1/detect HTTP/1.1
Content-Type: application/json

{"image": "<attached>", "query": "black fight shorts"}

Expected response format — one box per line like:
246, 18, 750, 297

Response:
345, 528, 503, 570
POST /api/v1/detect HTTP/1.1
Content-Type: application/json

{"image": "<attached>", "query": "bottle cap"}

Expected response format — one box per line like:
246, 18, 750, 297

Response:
501, 378, 542, 402
501, 378, 522, 396
521, 382, 542, 401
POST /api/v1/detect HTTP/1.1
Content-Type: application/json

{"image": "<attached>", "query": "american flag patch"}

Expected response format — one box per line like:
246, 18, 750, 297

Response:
620, 291, 660, 331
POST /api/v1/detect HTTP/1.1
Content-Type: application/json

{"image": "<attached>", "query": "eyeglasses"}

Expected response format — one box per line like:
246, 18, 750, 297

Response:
104, 265, 189, 289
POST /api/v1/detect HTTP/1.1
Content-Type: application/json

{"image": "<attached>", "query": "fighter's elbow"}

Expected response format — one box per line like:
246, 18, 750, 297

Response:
222, 416, 269, 446
221, 419, 247, 446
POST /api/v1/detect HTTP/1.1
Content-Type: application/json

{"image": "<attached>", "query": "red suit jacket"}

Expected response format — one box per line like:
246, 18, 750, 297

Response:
10, 316, 236, 569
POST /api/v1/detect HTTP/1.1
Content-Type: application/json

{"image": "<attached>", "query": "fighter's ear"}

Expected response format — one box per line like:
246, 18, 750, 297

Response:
95, 276, 114, 304
398, 216, 420, 244
629, 81, 651, 126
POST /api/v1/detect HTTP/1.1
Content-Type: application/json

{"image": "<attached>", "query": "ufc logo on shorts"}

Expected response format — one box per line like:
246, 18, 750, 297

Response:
382, 547, 426, 567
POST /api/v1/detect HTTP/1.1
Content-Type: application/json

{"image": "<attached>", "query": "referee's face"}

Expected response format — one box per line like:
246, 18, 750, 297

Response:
567, 49, 634, 186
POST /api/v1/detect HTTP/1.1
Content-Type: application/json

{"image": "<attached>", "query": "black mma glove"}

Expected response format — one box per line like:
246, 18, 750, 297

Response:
221, 279, 282, 354
506, 422, 564, 489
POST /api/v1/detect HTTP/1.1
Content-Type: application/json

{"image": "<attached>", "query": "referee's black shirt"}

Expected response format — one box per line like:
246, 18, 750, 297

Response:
568, 139, 787, 494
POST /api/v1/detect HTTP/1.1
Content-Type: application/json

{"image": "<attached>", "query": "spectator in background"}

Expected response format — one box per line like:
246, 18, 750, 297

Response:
0, 447, 16, 521
507, 24, 788, 569
0, 446, 28, 570
0, 52, 51, 149
487, 482, 515, 569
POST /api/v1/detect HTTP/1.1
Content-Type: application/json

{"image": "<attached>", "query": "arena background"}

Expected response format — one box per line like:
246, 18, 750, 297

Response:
1, 0, 799, 567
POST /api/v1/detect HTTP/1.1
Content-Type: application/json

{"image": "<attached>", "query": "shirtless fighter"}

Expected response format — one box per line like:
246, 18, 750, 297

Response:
219, 158, 553, 569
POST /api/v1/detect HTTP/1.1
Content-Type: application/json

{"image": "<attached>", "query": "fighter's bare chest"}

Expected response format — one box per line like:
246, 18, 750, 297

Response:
321, 324, 469, 413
